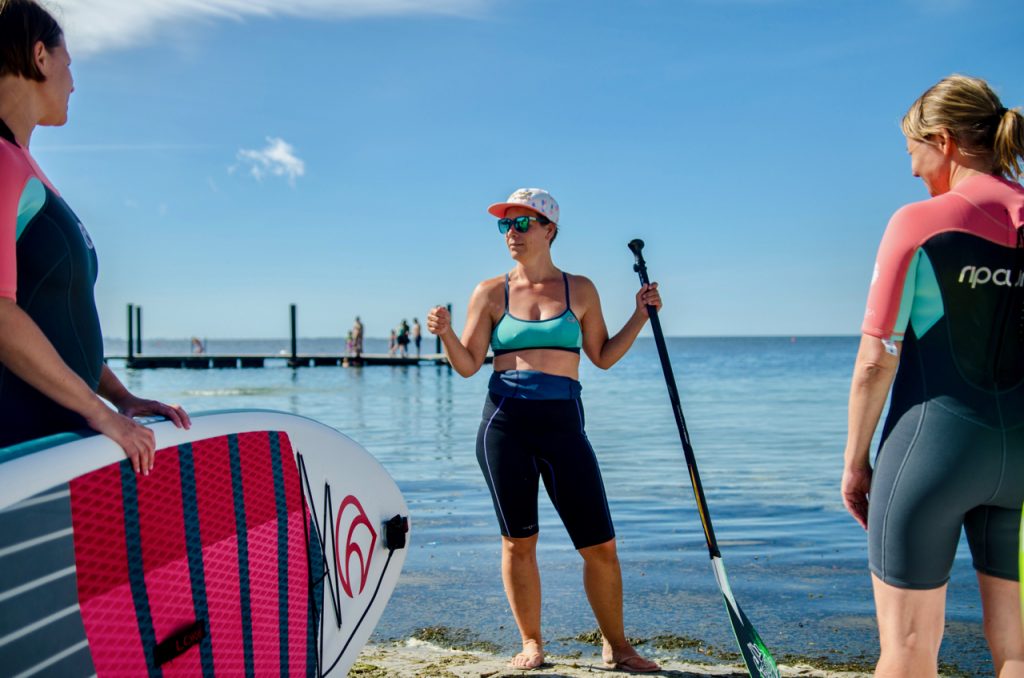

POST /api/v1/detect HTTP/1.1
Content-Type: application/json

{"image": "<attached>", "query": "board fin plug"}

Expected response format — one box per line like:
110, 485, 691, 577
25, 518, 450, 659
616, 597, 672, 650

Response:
384, 515, 409, 550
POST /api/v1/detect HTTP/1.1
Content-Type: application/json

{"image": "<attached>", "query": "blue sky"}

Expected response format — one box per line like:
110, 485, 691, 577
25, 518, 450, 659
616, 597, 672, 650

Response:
31, 0, 1024, 338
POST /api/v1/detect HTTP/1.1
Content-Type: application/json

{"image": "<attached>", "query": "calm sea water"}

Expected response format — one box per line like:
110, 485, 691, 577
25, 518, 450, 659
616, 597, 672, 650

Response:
104, 336, 993, 675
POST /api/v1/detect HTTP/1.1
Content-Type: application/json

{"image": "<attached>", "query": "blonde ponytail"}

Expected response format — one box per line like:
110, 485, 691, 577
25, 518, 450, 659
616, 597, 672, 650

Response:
994, 106, 1024, 180
902, 74, 1024, 181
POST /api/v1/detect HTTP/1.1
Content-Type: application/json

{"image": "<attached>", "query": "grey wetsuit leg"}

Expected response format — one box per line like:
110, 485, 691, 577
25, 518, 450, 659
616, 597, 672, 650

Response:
868, 403, 1012, 589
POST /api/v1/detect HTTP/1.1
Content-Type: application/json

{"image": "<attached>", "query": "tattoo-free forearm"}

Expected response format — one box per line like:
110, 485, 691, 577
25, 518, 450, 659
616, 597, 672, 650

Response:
844, 336, 899, 468
0, 299, 108, 421
593, 309, 648, 369
439, 328, 484, 377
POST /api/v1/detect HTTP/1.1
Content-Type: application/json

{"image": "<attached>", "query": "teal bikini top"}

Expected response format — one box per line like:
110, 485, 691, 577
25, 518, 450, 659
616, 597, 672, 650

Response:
491, 273, 583, 356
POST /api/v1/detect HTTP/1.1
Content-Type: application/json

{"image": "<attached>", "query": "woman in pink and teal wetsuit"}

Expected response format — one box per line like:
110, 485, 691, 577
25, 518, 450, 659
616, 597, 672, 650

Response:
842, 75, 1024, 675
0, 0, 189, 471
427, 188, 661, 672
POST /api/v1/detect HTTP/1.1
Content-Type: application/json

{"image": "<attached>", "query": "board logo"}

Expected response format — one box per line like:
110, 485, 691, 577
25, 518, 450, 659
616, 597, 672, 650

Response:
747, 641, 780, 678
153, 620, 206, 666
334, 495, 378, 598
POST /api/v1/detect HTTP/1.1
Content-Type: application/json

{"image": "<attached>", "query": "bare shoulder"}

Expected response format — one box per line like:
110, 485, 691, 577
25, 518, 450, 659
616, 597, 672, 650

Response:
472, 275, 506, 300
565, 273, 599, 299
468, 275, 508, 317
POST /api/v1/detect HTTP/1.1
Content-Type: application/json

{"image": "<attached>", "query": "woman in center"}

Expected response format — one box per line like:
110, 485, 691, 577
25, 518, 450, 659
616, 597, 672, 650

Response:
427, 188, 661, 672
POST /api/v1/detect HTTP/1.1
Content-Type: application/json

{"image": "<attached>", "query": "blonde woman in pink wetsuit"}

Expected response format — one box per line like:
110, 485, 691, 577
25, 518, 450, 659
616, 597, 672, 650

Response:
843, 75, 1024, 676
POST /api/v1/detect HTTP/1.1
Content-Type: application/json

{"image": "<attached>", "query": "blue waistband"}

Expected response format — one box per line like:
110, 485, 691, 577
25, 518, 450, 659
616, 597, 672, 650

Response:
488, 370, 582, 400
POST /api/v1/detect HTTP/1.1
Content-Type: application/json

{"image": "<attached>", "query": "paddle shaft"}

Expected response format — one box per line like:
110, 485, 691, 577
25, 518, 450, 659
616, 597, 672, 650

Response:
626, 240, 779, 678
629, 241, 720, 558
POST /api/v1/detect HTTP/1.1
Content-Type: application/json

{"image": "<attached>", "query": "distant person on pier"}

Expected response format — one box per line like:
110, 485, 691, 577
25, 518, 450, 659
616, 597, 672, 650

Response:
397, 318, 410, 357
190, 336, 206, 354
388, 328, 397, 356
0, 0, 190, 472
412, 317, 422, 356
841, 75, 1024, 675
351, 316, 363, 357
427, 187, 661, 672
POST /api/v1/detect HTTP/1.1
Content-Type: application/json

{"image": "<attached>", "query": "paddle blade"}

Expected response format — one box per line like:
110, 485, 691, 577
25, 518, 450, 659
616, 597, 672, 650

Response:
710, 557, 779, 678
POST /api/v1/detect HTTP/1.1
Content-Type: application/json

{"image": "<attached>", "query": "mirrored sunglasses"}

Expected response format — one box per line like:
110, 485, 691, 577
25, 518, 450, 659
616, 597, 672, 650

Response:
498, 216, 543, 234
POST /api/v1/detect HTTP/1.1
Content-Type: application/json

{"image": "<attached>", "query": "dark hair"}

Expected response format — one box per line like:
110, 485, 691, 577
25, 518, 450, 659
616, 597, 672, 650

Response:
533, 214, 558, 244
0, 0, 63, 82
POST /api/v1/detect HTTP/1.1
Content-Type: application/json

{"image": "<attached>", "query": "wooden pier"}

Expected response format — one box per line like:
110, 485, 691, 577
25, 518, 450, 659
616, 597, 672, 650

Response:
106, 353, 466, 369
115, 303, 478, 369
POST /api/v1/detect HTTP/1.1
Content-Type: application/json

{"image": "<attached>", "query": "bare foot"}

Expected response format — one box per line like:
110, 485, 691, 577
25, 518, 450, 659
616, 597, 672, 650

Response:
509, 639, 544, 669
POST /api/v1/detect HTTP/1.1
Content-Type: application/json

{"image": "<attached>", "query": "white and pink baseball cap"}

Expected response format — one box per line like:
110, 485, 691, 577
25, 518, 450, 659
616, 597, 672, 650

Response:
488, 188, 560, 225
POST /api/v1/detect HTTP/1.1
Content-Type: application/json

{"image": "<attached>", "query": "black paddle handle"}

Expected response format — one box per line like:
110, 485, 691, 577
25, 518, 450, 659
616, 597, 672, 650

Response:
628, 239, 720, 558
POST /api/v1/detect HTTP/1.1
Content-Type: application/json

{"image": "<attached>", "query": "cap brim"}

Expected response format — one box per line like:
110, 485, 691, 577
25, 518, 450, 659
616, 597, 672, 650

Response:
487, 202, 547, 220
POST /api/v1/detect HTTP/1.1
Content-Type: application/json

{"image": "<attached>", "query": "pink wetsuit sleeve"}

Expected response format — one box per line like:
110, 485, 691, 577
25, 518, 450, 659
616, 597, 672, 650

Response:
0, 143, 32, 301
863, 178, 1024, 339
861, 205, 923, 339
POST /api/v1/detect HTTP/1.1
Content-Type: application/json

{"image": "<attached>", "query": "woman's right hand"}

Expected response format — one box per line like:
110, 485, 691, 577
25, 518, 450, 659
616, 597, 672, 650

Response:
427, 306, 451, 336
86, 405, 157, 476
841, 462, 872, 530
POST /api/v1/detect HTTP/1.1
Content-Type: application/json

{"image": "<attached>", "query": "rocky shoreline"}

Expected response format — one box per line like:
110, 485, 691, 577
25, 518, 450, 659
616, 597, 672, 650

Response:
352, 640, 874, 677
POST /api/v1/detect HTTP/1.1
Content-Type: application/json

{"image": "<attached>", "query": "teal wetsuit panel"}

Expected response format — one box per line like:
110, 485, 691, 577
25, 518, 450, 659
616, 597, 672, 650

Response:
890, 249, 944, 341
16, 177, 45, 241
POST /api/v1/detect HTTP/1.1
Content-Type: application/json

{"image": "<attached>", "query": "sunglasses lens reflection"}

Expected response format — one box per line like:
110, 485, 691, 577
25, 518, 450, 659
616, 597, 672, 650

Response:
497, 216, 541, 235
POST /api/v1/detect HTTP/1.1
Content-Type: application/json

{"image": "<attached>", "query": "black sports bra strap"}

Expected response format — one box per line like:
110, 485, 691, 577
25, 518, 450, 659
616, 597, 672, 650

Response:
504, 272, 571, 313
0, 119, 17, 146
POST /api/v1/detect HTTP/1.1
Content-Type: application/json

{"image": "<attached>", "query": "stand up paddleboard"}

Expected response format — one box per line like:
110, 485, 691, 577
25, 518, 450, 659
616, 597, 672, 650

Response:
0, 409, 409, 677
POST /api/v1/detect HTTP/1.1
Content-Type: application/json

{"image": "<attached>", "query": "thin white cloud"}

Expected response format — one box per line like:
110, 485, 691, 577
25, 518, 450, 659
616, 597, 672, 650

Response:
43, 0, 487, 56
32, 143, 214, 152
235, 137, 306, 185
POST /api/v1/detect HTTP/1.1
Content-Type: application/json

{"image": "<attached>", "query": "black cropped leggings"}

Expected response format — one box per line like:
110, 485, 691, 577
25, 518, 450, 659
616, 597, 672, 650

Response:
475, 391, 615, 549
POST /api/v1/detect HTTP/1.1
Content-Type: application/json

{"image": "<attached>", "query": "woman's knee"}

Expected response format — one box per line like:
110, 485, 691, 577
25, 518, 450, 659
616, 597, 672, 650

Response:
578, 538, 618, 564
872, 575, 946, 661
978, 573, 1024, 664
878, 627, 942, 657
503, 534, 539, 562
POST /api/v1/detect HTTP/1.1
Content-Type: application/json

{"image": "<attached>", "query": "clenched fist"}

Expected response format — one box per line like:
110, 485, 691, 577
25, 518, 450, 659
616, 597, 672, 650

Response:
427, 306, 451, 336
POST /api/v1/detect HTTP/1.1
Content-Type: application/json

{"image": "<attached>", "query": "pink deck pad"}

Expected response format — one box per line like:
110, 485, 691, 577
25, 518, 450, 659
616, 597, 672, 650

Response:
70, 431, 314, 676
70, 464, 148, 674
279, 434, 311, 677
236, 431, 282, 675
190, 434, 246, 674
135, 450, 202, 677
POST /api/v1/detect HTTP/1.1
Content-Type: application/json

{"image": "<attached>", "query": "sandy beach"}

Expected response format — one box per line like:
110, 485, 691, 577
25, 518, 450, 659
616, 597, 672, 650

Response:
353, 641, 873, 677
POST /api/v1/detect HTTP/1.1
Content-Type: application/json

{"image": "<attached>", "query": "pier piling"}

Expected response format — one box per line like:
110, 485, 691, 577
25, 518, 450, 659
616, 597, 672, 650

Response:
135, 306, 142, 355
126, 304, 134, 362
288, 304, 300, 368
